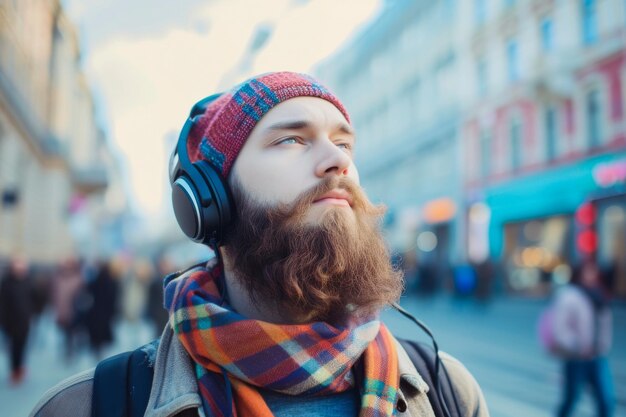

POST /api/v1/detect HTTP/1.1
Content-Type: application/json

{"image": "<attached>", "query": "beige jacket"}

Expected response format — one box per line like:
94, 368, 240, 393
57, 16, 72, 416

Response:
31, 324, 488, 417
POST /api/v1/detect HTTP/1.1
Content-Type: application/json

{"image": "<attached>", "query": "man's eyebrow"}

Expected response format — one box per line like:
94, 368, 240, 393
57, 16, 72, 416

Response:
265, 120, 355, 135
335, 123, 355, 135
266, 120, 310, 131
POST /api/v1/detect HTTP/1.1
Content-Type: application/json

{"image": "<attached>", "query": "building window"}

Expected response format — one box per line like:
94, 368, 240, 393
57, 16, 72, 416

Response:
510, 118, 523, 171
582, 0, 598, 45
475, 0, 486, 25
506, 39, 520, 82
586, 89, 602, 148
540, 17, 554, 51
545, 106, 558, 161
480, 129, 491, 178
477, 58, 487, 96
504, 216, 572, 293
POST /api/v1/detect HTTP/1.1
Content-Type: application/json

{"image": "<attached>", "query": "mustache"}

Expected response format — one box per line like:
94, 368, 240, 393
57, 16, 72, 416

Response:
277, 176, 368, 220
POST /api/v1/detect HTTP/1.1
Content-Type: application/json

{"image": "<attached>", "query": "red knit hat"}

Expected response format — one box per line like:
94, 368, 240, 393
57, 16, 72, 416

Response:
186, 72, 350, 177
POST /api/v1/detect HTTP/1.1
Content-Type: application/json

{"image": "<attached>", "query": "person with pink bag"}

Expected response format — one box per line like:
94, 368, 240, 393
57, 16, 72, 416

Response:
548, 260, 615, 417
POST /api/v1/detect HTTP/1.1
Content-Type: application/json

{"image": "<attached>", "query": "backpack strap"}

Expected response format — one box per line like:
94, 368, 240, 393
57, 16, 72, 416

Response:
398, 339, 461, 417
127, 348, 155, 417
92, 346, 156, 417
92, 350, 134, 417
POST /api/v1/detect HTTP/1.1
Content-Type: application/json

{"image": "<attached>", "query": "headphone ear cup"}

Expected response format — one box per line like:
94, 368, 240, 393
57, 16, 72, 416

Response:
171, 175, 203, 241
194, 161, 233, 243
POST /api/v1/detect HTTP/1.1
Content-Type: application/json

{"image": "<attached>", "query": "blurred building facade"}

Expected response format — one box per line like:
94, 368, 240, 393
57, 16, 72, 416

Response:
0, 0, 126, 264
317, 0, 626, 297
318, 0, 464, 293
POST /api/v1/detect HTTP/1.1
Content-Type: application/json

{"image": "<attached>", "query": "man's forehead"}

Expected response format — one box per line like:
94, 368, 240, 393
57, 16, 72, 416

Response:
256, 97, 352, 132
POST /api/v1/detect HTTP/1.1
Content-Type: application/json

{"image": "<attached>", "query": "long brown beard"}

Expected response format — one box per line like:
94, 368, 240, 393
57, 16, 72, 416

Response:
222, 176, 404, 324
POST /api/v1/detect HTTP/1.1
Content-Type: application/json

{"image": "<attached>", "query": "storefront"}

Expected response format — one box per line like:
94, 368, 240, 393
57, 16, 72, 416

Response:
469, 151, 626, 297
501, 215, 574, 295
581, 158, 626, 298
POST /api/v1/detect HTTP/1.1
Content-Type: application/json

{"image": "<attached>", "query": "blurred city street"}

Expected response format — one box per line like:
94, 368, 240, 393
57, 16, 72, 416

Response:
1, 295, 623, 417
2, 1, 626, 417
383, 296, 626, 417
0, 314, 155, 417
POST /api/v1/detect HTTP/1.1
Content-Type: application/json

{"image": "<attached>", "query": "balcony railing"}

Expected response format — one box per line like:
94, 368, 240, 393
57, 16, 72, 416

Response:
70, 165, 109, 194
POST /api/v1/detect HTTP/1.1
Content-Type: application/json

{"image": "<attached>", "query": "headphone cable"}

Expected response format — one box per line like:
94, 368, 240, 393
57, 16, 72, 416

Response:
390, 302, 454, 417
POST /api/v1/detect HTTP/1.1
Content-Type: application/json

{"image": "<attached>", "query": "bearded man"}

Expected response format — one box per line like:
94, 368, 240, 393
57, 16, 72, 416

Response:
31, 72, 488, 417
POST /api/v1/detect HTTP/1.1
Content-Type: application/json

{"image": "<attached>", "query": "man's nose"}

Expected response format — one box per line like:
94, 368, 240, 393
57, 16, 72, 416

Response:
314, 138, 352, 178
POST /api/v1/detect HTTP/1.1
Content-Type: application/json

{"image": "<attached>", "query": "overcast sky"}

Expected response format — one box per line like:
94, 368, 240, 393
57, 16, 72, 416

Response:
62, 0, 381, 220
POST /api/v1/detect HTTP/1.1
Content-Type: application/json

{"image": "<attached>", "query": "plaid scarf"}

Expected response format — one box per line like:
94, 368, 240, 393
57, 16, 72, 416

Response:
164, 260, 399, 417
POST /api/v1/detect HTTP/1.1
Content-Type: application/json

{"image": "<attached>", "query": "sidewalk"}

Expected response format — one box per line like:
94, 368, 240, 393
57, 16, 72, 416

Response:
382, 294, 626, 417
0, 314, 155, 417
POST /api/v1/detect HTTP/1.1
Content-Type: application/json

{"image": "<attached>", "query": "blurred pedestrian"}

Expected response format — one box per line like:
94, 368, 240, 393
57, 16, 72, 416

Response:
30, 266, 51, 321
120, 258, 151, 345
417, 262, 437, 295
0, 256, 34, 385
86, 260, 119, 358
120, 259, 150, 323
51, 258, 84, 360
146, 255, 172, 337
553, 260, 615, 417
453, 263, 476, 298
474, 259, 494, 304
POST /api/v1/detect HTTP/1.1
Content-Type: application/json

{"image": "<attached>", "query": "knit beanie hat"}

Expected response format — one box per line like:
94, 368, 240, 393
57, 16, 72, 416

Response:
186, 71, 351, 178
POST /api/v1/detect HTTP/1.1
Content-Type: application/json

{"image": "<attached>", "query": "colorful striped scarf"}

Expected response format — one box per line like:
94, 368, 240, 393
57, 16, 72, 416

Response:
164, 260, 399, 417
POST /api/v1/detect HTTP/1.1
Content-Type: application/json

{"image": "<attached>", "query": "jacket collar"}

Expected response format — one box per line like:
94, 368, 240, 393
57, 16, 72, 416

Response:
395, 337, 430, 394
144, 325, 202, 417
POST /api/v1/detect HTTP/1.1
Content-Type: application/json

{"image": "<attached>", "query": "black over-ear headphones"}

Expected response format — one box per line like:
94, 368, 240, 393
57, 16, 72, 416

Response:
169, 94, 233, 246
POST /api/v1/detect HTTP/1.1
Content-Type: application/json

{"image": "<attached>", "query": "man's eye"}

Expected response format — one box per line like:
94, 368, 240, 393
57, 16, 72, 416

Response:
336, 143, 352, 151
277, 137, 300, 145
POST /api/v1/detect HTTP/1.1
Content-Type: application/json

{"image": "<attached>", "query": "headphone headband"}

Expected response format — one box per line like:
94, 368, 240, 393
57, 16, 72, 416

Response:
174, 93, 223, 176
170, 93, 233, 247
